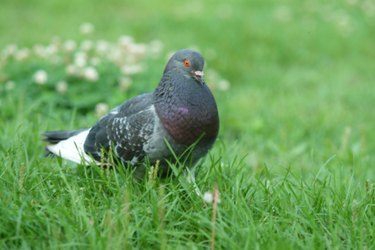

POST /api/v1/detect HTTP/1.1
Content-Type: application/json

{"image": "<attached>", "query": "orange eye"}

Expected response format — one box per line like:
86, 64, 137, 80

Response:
183, 59, 191, 68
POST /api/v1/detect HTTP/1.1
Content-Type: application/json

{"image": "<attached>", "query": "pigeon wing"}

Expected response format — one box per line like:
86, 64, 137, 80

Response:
84, 93, 156, 164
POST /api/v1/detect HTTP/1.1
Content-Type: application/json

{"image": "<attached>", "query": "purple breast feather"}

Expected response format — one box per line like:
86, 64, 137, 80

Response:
177, 107, 189, 115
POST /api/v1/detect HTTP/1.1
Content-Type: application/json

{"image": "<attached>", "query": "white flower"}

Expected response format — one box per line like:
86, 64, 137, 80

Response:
74, 52, 87, 67
5, 81, 15, 91
217, 79, 230, 91
90, 57, 101, 66
51, 55, 62, 65
273, 6, 291, 22
33, 45, 47, 57
51, 36, 61, 46
203, 192, 214, 203
118, 35, 134, 48
119, 76, 132, 91
108, 48, 122, 62
149, 40, 163, 56
83, 67, 99, 81
56, 81, 68, 94
80, 22, 94, 34
3, 44, 18, 57
96, 40, 110, 54
45, 44, 58, 56
206, 70, 230, 91
128, 43, 147, 57
66, 64, 78, 76
63, 40, 77, 52
81, 40, 93, 51
203, 190, 221, 204
121, 64, 144, 75
216, 4, 233, 19
362, 1, 375, 17
33, 70, 48, 85
15, 48, 30, 61
95, 102, 109, 118
347, 0, 358, 6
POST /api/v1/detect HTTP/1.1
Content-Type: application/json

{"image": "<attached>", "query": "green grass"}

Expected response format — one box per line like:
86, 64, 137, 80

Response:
1, 0, 375, 249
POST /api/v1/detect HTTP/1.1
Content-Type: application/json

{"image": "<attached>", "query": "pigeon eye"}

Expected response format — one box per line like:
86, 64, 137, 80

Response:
183, 59, 191, 68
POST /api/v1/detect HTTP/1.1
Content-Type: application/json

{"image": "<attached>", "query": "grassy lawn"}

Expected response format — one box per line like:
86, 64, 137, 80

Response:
1, 0, 374, 249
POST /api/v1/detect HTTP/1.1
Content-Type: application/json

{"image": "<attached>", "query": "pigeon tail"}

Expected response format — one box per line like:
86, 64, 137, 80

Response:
43, 129, 98, 164
43, 129, 87, 144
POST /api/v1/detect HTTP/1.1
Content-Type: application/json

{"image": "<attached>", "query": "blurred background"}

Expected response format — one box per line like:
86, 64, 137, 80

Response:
0, 0, 374, 177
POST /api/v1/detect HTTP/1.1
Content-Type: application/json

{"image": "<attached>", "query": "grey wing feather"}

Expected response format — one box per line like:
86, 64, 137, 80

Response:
84, 93, 155, 163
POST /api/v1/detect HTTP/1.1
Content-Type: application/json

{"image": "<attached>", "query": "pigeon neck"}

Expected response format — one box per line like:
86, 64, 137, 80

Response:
153, 72, 219, 146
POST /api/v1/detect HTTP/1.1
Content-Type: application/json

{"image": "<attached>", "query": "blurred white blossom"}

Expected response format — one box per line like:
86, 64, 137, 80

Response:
346, 0, 358, 5
274, 6, 292, 22
32, 45, 47, 57
96, 40, 110, 54
56, 80, 68, 94
108, 48, 122, 63
33, 70, 48, 85
121, 64, 144, 75
3, 44, 18, 57
95, 102, 109, 117
206, 69, 230, 91
5, 81, 15, 91
15, 48, 30, 61
83, 66, 99, 81
118, 36, 134, 49
203, 192, 214, 203
217, 79, 230, 91
51, 55, 62, 65
66, 64, 78, 76
50, 36, 61, 46
74, 52, 87, 67
45, 44, 58, 56
119, 76, 132, 91
362, 0, 375, 16
80, 22, 94, 34
81, 40, 94, 51
63, 40, 77, 52
129, 43, 147, 57
216, 3, 233, 19
203, 191, 221, 204
1, 29, 166, 95
90, 57, 101, 66
149, 40, 163, 56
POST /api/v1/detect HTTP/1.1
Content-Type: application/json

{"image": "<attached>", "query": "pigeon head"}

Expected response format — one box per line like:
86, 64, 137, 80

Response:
155, 49, 219, 147
164, 49, 205, 83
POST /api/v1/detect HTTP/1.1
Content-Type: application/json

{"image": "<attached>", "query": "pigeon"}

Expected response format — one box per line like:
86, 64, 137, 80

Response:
43, 49, 219, 177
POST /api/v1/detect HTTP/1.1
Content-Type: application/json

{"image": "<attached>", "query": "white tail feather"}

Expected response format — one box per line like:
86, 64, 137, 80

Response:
46, 129, 99, 164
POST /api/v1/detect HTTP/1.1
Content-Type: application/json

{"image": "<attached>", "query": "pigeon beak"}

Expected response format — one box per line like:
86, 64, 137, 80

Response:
192, 70, 204, 83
